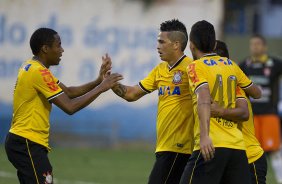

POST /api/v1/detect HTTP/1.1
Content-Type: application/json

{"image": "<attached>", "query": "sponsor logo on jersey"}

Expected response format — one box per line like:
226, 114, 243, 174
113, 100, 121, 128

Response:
203, 58, 233, 66
39, 69, 59, 91
158, 86, 181, 96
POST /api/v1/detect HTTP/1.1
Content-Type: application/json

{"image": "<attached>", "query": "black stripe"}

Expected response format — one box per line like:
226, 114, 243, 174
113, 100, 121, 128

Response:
194, 82, 208, 92
47, 91, 63, 101
57, 80, 60, 84
169, 55, 186, 71
138, 82, 151, 93
241, 82, 253, 89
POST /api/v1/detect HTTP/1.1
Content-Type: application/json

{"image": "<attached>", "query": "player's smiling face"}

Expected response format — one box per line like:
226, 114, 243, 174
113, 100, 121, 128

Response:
46, 34, 64, 66
157, 32, 174, 62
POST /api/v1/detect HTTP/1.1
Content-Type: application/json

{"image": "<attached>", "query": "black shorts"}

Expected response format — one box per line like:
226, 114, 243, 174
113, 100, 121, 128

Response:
148, 151, 190, 184
5, 133, 53, 184
249, 153, 267, 184
180, 148, 251, 184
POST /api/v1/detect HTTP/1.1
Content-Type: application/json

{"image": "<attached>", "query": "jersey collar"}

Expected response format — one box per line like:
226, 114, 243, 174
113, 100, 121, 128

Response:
202, 53, 217, 58
32, 56, 47, 68
168, 55, 186, 71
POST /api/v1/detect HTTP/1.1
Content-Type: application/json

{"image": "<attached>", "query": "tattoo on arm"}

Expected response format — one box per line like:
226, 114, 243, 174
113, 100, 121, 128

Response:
112, 83, 127, 98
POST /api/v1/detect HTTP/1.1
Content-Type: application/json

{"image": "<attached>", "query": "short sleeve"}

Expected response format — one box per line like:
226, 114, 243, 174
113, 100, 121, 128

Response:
234, 63, 253, 89
187, 62, 208, 93
139, 66, 158, 93
236, 86, 247, 99
33, 68, 63, 101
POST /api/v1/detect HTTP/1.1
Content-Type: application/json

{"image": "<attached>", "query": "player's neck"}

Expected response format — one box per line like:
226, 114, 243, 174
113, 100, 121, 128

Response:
168, 53, 185, 67
33, 55, 50, 68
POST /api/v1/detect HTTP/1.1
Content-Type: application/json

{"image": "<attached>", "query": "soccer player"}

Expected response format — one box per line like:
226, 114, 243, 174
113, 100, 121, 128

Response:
109, 19, 194, 184
5, 28, 123, 184
211, 40, 267, 184
180, 20, 261, 184
240, 34, 282, 183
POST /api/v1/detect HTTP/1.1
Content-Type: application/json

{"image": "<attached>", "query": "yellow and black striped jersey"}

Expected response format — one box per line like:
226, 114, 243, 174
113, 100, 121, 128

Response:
188, 54, 253, 151
9, 58, 63, 150
139, 55, 194, 154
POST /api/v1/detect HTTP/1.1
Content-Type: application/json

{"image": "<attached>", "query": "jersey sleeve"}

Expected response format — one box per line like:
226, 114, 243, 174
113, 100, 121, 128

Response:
138, 66, 158, 93
236, 86, 247, 100
187, 62, 208, 93
32, 68, 63, 101
234, 62, 253, 89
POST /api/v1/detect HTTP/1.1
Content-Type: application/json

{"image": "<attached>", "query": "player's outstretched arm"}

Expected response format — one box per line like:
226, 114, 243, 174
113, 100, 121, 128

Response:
111, 83, 146, 102
243, 84, 262, 99
51, 73, 123, 115
211, 99, 249, 122
59, 54, 112, 98
196, 84, 215, 161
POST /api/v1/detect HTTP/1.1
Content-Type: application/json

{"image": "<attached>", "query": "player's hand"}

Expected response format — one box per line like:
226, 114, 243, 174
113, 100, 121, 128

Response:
210, 101, 223, 118
200, 135, 215, 161
99, 73, 123, 92
99, 53, 112, 81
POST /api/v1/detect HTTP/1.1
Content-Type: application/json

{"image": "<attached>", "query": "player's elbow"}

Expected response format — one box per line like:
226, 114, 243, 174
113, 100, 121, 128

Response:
124, 97, 138, 102
63, 108, 76, 115
60, 105, 78, 115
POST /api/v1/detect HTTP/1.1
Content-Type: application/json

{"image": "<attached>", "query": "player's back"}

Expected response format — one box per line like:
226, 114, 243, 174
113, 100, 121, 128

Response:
188, 54, 253, 151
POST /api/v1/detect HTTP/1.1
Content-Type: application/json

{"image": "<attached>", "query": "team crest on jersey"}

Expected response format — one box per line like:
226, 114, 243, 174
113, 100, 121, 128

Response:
172, 71, 183, 84
43, 171, 53, 184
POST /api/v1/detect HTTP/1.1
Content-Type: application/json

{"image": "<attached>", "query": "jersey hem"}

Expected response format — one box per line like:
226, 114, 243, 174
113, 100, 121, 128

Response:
138, 82, 151, 93
9, 130, 51, 151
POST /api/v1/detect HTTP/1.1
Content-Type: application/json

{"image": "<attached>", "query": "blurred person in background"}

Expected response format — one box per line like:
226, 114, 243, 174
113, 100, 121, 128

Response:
240, 34, 282, 183
212, 40, 267, 184
109, 19, 194, 184
5, 28, 123, 184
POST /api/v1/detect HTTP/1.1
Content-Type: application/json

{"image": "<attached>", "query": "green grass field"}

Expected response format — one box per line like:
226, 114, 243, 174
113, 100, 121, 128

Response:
0, 145, 278, 184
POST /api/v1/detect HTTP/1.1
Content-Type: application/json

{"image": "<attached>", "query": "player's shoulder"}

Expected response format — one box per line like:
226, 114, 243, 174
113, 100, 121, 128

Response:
183, 56, 193, 63
156, 61, 168, 70
22, 59, 45, 72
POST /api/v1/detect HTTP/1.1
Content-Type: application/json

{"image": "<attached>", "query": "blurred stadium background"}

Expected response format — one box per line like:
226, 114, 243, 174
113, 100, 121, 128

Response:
0, 0, 282, 183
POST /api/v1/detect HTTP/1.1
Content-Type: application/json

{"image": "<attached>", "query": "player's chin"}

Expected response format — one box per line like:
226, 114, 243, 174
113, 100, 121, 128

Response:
159, 54, 165, 61
54, 58, 61, 65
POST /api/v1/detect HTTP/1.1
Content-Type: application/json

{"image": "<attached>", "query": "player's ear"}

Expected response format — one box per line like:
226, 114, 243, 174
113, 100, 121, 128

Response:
41, 45, 49, 54
189, 41, 195, 51
173, 41, 181, 50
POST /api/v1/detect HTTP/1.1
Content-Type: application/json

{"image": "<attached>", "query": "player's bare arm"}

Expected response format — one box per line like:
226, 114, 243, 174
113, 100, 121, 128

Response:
59, 54, 112, 98
112, 83, 146, 102
51, 73, 123, 115
243, 83, 262, 99
211, 99, 249, 122
196, 84, 215, 161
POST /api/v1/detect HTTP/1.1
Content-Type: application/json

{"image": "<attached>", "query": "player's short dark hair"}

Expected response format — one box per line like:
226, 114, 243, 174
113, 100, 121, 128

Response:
251, 34, 267, 45
189, 20, 216, 53
215, 40, 229, 58
30, 28, 58, 55
160, 19, 188, 51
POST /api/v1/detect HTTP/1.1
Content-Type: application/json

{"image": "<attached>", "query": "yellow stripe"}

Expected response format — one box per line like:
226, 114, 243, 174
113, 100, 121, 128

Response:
164, 153, 179, 184
26, 139, 40, 184
189, 152, 201, 184
253, 163, 259, 184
